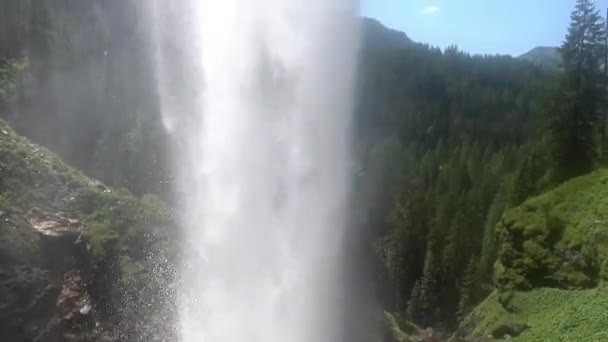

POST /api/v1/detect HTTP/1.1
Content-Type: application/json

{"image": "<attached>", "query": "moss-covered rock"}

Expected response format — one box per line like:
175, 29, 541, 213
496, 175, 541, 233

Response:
495, 170, 608, 291
0, 118, 177, 341
1, 119, 173, 259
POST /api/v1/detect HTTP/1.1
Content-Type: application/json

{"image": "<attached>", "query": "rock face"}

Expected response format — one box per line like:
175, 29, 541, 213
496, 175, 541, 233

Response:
27, 208, 82, 238
35, 271, 98, 342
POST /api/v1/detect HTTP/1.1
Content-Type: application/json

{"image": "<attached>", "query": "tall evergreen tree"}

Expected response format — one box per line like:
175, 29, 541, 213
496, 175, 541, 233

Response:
552, 0, 607, 179
457, 256, 478, 322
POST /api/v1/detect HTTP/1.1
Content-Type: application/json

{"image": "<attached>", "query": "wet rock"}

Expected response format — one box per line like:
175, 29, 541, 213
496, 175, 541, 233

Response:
56, 271, 92, 319
26, 208, 86, 273
26, 208, 82, 238
34, 271, 96, 342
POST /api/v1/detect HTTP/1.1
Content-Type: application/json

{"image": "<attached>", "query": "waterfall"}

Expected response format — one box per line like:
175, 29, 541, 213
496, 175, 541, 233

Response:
151, 1, 359, 341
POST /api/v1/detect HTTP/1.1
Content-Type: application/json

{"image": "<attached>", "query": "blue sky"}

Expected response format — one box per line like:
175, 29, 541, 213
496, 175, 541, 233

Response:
361, 0, 608, 56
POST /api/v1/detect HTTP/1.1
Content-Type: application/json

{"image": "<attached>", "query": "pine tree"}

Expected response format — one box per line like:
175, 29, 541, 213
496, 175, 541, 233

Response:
457, 256, 478, 322
476, 184, 508, 294
512, 148, 546, 205
407, 268, 439, 326
552, 0, 607, 179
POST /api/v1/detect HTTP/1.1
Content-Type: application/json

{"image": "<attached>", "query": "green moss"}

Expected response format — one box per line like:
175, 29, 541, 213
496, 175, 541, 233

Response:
83, 192, 172, 258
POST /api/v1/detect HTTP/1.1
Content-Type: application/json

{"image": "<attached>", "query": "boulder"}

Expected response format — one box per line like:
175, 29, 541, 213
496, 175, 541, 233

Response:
26, 208, 82, 238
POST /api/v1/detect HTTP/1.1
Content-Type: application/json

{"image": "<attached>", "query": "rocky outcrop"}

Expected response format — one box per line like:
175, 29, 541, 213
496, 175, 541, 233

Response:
0, 206, 177, 342
27, 208, 82, 238
0, 119, 177, 341
34, 271, 98, 342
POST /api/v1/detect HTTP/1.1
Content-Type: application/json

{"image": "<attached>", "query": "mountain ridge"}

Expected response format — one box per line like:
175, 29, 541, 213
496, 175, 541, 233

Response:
361, 17, 413, 49
518, 46, 561, 69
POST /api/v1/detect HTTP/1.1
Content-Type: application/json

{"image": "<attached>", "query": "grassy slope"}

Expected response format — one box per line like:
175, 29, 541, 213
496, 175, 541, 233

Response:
463, 287, 608, 341
0, 118, 176, 339
0, 118, 172, 260
461, 170, 608, 341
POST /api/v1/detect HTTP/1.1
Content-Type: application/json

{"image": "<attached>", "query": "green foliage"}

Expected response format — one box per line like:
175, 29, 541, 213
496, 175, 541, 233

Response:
362, 6, 606, 323
550, 0, 607, 180
356, 25, 556, 326
476, 181, 511, 295
512, 147, 549, 206
374, 142, 540, 326
86, 221, 119, 257
457, 256, 478, 322
496, 170, 608, 292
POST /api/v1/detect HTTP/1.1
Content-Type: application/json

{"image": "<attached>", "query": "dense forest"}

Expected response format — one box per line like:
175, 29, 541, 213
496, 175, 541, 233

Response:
2, 0, 608, 341
359, 0, 607, 331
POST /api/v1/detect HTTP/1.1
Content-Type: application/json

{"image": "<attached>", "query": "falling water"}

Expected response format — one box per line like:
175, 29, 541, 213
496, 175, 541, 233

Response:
152, 1, 359, 341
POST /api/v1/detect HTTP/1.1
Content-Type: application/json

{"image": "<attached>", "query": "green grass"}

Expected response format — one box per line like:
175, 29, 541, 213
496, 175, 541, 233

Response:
461, 287, 608, 341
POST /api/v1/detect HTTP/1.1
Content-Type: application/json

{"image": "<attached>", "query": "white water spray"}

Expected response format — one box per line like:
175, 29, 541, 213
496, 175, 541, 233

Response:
153, 1, 359, 341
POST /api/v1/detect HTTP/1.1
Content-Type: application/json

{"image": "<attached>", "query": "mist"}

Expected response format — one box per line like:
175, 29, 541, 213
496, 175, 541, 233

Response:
149, 1, 361, 341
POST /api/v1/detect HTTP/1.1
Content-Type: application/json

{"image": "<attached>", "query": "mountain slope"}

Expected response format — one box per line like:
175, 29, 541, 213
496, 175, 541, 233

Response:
518, 46, 561, 70
458, 170, 608, 341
